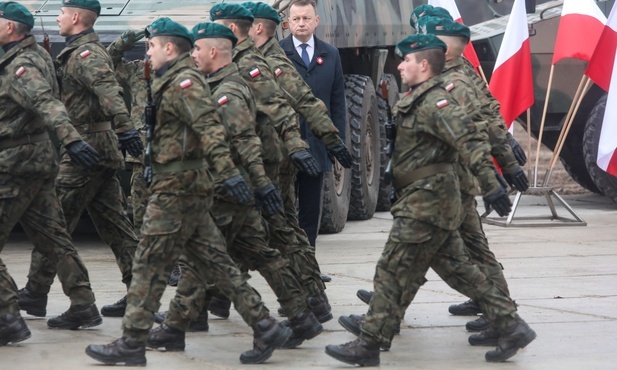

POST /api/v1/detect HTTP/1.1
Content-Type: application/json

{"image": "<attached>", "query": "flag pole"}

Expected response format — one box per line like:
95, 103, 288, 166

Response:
543, 76, 592, 186
533, 64, 555, 186
478, 64, 488, 84
526, 109, 532, 180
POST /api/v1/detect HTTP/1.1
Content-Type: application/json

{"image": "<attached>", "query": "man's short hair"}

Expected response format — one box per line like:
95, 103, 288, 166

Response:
414, 49, 446, 75
158, 35, 193, 54
77, 8, 98, 28
221, 18, 253, 37
260, 18, 278, 37
289, 0, 317, 11
13, 21, 32, 35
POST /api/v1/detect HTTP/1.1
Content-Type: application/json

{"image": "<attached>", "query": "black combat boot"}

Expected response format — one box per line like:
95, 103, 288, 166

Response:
167, 265, 181, 287
356, 289, 373, 305
485, 317, 536, 362
209, 294, 231, 319
466, 315, 492, 332
85, 337, 146, 366
47, 303, 102, 330
469, 324, 500, 346
308, 293, 333, 323
18, 287, 47, 317
448, 299, 482, 316
0, 312, 31, 346
146, 324, 186, 351
153, 310, 209, 332
337, 314, 397, 350
325, 338, 380, 367
320, 272, 332, 283
280, 310, 323, 349
239, 316, 292, 364
101, 295, 127, 317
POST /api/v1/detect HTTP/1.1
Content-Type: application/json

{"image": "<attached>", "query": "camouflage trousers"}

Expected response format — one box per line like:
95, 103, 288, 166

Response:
27, 165, 138, 294
360, 217, 517, 347
129, 163, 149, 237
123, 193, 268, 341
0, 175, 94, 315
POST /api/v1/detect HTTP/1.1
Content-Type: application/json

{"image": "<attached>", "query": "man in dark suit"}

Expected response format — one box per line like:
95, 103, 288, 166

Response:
280, 0, 346, 260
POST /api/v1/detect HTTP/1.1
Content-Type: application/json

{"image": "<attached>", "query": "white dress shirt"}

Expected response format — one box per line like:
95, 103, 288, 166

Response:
292, 35, 315, 63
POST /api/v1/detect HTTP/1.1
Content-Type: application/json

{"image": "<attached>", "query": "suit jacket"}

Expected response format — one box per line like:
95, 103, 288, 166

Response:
280, 34, 346, 173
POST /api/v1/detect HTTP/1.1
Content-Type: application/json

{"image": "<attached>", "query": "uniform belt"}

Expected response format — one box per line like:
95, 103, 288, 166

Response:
393, 163, 454, 190
0, 132, 50, 150
152, 159, 206, 174
76, 121, 112, 135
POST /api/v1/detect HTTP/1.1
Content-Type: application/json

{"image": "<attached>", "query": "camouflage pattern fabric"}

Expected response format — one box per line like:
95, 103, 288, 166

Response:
129, 163, 148, 235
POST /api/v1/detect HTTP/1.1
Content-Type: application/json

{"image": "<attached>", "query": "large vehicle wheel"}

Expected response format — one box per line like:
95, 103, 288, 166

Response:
320, 114, 352, 234
376, 74, 400, 212
345, 74, 380, 220
583, 94, 617, 203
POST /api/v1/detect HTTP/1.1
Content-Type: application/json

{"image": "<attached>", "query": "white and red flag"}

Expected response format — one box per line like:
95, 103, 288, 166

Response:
428, 0, 481, 71
585, 5, 617, 175
552, 0, 607, 64
488, 0, 534, 128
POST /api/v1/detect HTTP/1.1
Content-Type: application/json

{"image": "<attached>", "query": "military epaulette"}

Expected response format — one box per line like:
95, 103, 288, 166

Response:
249, 68, 260, 78
445, 82, 454, 92
79, 50, 91, 58
274, 68, 282, 77
15, 66, 26, 76
436, 99, 449, 108
218, 95, 229, 106
180, 79, 193, 89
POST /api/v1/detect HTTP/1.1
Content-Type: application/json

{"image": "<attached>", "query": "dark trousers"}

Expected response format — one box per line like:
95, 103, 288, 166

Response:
297, 171, 324, 248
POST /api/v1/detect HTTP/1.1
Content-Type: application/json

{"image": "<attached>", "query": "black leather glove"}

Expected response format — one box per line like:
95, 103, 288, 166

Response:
483, 187, 512, 217
326, 143, 353, 168
494, 169, 509, 190
223, 175, 253, 204
503, 166, 529, 192
65, 140, 100, 170
117, 128, 144, 158
255, 183, 283, 217
509, 137, 527, 166
290, 149, 319, 177
120, 29, 145, 50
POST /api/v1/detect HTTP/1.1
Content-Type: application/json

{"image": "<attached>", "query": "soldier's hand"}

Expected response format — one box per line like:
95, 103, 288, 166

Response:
503, 166, 529, 192
224, 175, 254, 204
494, 169, 509, 190
120, 29, 146, 50
483, 187, 512, 217
255, 183, 283, 217
327, 143, 353, 168
509, 137, 527, 166
65, 140, 100, 170
118, 128, 144, 157
290, 149, 319, 176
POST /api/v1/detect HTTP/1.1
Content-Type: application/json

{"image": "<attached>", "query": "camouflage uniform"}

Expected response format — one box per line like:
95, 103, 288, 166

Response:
27, 29, 138, 294
360, 75, 519, 347
122, 53, 268, 341
163, 62, 308, 330
0, 35, 95, 315
233, 38, 325, 296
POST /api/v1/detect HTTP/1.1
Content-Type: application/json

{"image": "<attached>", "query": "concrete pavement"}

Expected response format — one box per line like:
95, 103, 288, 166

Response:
1, 192, 616, 369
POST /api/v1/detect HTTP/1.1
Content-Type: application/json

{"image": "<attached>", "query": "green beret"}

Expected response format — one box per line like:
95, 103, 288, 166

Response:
0, 2, 34, 28
417, 16, 470, 41
395, 34, 447, 58
149, 17, 193, 45
192, 22, 238, 47
409, 4, 453, 28
61, 0, 101, 17
210, 3, 254, 22
242, 2, 281, 24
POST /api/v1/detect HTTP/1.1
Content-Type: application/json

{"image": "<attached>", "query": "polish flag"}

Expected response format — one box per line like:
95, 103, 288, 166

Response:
587, 5, 617, 175
552, 0, 607, 64
488, 0, 534, 128
428, 0, 481, 71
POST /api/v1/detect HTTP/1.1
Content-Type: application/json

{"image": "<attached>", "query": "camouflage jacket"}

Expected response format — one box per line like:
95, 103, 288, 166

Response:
207, 63, 270, 203
259, 37, 341, 148
233, 37, 307, 164
390, 75, 499, 230
150, 53, 239, 195
56, 30, 134, 169
107, 37, 147, 164
461, 58, 519, 173
0, 35, 82, 176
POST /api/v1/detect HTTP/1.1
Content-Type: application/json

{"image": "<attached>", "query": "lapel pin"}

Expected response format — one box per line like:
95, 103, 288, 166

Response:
316, 57, 324, 65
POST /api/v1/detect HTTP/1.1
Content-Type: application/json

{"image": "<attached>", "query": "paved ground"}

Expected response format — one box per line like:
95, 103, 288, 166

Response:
1, 192, 616, 370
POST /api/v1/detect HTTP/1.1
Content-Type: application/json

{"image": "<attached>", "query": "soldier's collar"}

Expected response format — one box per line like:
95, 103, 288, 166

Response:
65, 28, 94, 46
154, 62, 170, 77
1, 36, 28, 53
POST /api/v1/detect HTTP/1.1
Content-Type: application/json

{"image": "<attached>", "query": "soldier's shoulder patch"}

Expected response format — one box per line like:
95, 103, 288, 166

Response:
15, 66, 26, 77
249, 68, 260, 78
180, 79, 193, 89
274, 68, 282, 77
436, 99, 449, 108
79, 50, 91, 58
217, 95, 229, 106
445, 82, 455, 92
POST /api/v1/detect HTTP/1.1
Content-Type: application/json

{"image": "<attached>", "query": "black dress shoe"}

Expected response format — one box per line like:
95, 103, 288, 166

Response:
325, 338, 380, 367
85, 337, 146, 366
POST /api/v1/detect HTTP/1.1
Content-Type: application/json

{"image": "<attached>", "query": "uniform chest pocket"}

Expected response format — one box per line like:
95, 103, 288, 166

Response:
398, 114, 416, 130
